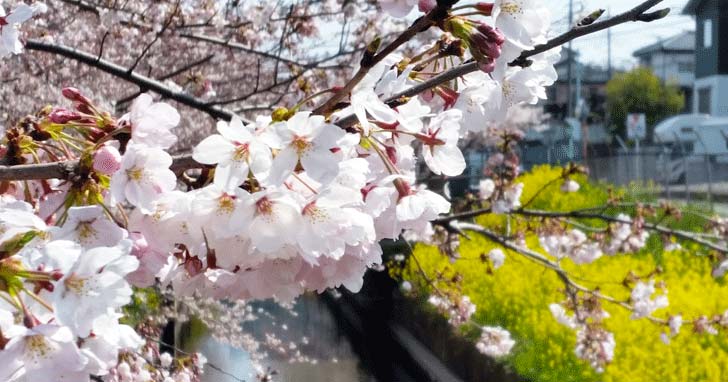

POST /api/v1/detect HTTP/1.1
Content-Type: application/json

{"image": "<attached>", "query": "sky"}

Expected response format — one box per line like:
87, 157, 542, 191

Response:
551, 0, 695, 68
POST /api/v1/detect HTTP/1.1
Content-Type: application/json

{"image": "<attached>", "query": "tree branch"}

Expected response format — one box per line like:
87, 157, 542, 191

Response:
3, 0, 667, 183
24, 40, 236, 121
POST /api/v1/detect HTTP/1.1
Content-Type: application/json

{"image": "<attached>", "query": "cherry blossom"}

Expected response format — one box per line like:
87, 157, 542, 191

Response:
192, 183, 255, 239
54, 206, 126, 248
110, 143, 177, 213
0, 3, 45, 58
479, 178, 496, 199
92, 144, 122, 176
575, 326, 615, 372
561, 179, 580, 193
265, 112, 347, 185
248, 189, 303, 254
492, 0, 550, 52
476, 326, 515, 357
0, 323, 86, 382
125, 94, 181, 150
0, 0, 689, 377
338, 61, 400, 133
420, 110, 467, 177
193, 116, 272, 187
51, 240, 138, 337
630, 280, 669, 319
549, 303, 579, 329
492, 183, 523, 213
379, 0, 418, 18
488, 248, 506, 269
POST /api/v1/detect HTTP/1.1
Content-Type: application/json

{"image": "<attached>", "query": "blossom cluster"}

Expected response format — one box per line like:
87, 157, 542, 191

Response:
0, 0, 569, 378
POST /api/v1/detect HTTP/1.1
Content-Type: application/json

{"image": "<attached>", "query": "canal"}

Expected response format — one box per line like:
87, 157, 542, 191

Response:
190, 294, 378, 382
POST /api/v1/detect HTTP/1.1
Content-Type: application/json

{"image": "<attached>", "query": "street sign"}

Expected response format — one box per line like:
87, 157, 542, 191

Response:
626, 113, 646, 140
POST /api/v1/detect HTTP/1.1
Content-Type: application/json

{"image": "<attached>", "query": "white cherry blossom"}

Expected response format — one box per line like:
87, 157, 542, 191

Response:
193, 116, 272, 187
110, 143, 177, 213
51, 240, 138, 337
125, 94, 180, 149
492, 0, 550, 52
476, 326, 515, 357
420, 109, 466, 177
54, 206, 126, 248
488, 248, 506, 269
248, 189, 302, 254
379, 0, 417, 18
265, 112, 347, 185
0, 3, 45, 58
192, 182, 255, 239
0, 323, 86, 382
630, 280, 669, 319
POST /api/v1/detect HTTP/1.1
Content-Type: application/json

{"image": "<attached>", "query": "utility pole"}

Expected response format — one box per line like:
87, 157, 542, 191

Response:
607, 8, 612, 79
567, 0, 574, 117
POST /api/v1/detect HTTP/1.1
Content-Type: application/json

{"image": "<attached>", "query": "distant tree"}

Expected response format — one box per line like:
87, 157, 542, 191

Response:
606, 67, 685, 142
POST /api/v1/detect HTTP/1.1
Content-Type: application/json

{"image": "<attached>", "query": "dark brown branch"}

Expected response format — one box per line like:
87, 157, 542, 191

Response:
312, 6, 446, 115
127, 1, 179, 73
332, 0, 667, 128
3, 0, 667, 183
456, 222, 668, 324
179, 33, 306, 68
0, 154, 200, 181
24, 40, 236, 121
114, 54, 217, 108
513, 209, 728, 254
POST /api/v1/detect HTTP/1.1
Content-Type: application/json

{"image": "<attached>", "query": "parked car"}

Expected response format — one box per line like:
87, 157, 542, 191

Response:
654, 115, 728, 183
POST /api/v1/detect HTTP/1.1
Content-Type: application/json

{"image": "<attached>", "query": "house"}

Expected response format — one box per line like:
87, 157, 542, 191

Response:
684, 0, 728, 116
543, 48, 611, 122
633, 31, 696, 111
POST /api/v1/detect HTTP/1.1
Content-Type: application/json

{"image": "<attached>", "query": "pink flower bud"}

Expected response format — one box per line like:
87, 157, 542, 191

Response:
61, 87, 91, 105
93, 144, 122, 176
418, 0, 437, 13
50, 270, 64, 281
478, 59, 497, 73
48, 108, 82, 124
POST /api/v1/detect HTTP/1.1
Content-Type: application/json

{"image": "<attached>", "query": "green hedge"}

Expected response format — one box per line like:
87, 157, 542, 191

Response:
404, 165, 728, 382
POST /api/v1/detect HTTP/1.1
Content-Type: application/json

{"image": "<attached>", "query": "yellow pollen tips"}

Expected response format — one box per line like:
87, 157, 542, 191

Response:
291, 136, 311, 155
232, 143, 250, 162
501, 2, 523, 15
256, 197, 273, 215
26, 335, 52, 359
64, 274, 88, 295
217, 194, 236, 215
126, 167, 144, 181
303, 203, 327, 222
77, 222, 96, 242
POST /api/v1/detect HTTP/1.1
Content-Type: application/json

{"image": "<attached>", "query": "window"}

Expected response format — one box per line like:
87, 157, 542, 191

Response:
678, 62, 694, 73
698, 87, 712, 114
704, 19, 713, 48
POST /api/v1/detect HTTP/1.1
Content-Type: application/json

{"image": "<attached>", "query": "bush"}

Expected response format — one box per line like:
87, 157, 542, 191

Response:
403, 165, 728, 382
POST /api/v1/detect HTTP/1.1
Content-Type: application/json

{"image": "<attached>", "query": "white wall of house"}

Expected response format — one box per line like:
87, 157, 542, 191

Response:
642, 52, 695, 87
694, 76, 728, 116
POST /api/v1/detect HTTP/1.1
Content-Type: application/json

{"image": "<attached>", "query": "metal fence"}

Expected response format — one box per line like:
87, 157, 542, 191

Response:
455, 143, 728, 206
583, 150, 728, 204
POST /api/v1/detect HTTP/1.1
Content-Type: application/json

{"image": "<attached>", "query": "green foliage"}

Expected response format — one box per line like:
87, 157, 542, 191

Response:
404, 165, 728, 382
121, 287, 163, 327
606, 67, 685, 140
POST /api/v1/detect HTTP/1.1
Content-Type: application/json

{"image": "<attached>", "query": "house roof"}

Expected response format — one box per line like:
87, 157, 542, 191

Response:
554, 48, 611, 84
633, 31, 695, 57
683, 0, 704, 14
